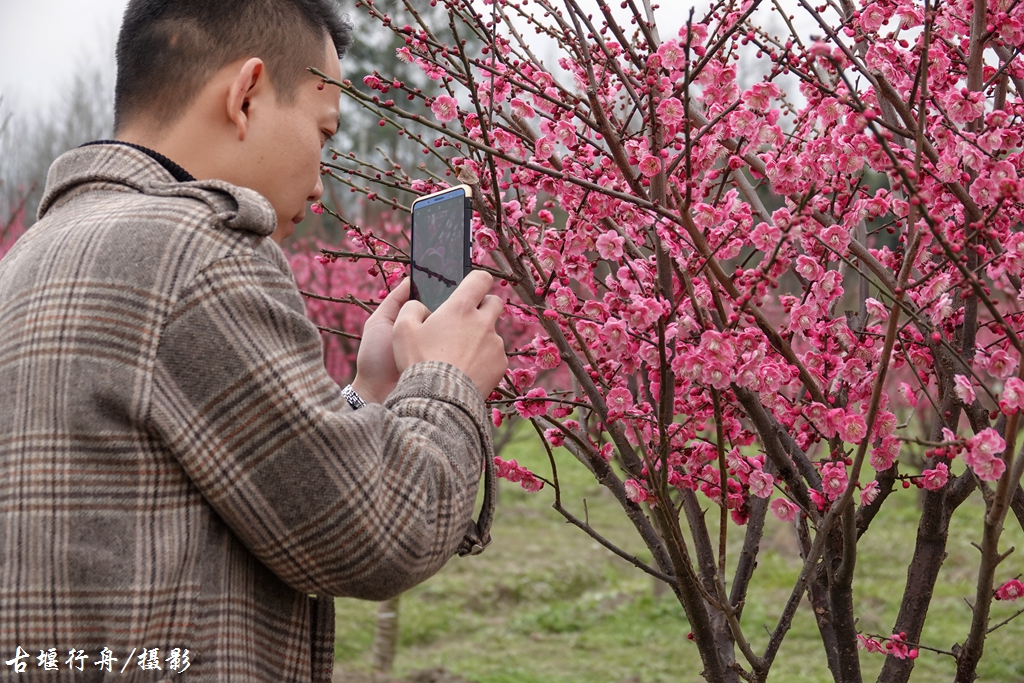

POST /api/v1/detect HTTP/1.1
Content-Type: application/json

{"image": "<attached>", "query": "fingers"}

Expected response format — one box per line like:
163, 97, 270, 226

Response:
477, 294, 504, 323
372, 278, 410, 324
444, 270, 493, 309
395, 297, 430, 328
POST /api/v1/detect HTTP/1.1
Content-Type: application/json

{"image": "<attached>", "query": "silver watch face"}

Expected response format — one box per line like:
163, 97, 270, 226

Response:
342, 385, 366, 409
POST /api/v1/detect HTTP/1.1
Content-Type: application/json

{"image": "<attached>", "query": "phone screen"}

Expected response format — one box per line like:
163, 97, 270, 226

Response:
411, 188, 468, 312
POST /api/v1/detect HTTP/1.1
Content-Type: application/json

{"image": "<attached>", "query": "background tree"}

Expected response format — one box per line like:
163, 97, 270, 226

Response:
0, 69, 114, 227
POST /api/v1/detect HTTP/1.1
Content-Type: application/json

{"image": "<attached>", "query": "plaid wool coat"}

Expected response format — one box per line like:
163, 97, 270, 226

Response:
0, 144, 492, 681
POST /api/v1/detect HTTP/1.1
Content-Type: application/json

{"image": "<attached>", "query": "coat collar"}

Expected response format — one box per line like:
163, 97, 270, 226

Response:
37, 143, 277, 237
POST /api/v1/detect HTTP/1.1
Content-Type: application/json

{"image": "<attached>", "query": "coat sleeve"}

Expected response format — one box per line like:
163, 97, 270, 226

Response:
150, 252, 491, 600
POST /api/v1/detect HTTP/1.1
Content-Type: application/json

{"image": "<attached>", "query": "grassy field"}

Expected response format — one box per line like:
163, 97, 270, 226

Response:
333, 428, 1024, 683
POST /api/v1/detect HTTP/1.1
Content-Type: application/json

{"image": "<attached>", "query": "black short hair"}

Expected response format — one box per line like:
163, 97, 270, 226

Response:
114, 0, 352, 131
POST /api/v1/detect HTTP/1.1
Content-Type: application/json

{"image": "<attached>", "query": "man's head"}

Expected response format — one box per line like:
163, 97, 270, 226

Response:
114, 0, 352, 241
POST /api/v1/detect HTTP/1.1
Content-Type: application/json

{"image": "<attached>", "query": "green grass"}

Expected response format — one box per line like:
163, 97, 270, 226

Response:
334, 428, 1024, 682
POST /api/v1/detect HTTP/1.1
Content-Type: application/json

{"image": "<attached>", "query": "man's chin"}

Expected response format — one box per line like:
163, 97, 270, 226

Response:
270, 221, 296, 245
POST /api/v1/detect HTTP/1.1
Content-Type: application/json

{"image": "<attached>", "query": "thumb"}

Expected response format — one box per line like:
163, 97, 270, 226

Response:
443, 270, 493, 310
371, 278, 411, 325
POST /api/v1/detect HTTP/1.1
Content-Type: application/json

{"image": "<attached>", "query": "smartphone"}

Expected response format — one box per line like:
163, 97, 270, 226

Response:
410, 184, 473, 312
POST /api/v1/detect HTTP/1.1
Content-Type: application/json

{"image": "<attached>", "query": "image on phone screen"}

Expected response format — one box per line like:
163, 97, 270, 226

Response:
411, 188, 468, 312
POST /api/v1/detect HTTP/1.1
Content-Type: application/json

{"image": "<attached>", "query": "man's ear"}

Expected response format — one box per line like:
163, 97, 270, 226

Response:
226, 58, 265, 141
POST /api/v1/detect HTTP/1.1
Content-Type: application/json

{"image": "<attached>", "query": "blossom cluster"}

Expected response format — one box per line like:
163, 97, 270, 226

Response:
857, 632, 919, 660
995, 578, 1023, 601
494, 456, 543, 492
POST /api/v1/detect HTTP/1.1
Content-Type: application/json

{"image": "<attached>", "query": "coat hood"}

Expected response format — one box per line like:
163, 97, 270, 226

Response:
37, 143, 277, 237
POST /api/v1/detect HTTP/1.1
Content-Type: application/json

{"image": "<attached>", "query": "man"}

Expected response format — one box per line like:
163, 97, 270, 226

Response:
0, 0, 507, 681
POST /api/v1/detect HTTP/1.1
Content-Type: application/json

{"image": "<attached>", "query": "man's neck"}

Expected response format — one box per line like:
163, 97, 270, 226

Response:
87, 140, 195, 182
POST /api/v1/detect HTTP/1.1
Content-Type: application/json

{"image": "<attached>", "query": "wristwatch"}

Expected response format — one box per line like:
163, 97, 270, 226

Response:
341, 384, 367, 410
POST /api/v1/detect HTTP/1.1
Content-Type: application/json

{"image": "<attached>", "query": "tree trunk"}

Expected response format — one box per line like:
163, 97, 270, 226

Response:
371, 595, 401, 675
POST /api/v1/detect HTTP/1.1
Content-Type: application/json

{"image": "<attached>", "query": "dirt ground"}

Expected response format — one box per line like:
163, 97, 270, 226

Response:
332, 667, 476, 683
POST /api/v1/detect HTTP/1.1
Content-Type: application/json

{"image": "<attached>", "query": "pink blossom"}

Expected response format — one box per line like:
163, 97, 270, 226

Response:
656, 41, 686, 70
624, 478, 649, 503
748, 469, 774, 499
602, 319, 629, 353
858, 634, 885, 654
638, 154, 662, 177
430, 94, 460, 123
520, 473, 544, 492
819, 225, 851, 255
838, 413, 868, 443
972, 456, 1007, 482
535, 342, 560, 370
1000, 377, 1024, 414
921, 463, 949, 491
656, 97, 685, 125
995, 579, 1024, 601
553, 120, 579, 148
859, 4, 888, 32
840, 358, 868, 385
514, 387, 549, 419
770, 498, 800, 523
988, 348, 1020, 379
552, 286, 578, 312
475, 227, 498, 252
534, 136, 556, 159
865, 298, 889, 321
860, 480, 880, 506
964, 428, 1007, 482
885, 632, 919, 660
750, 222, 782, 252
970, 177, 999, 207
605, 386, 633, 420
509, 97, 535, 118
794, 254, 824, 281
310, 202, 324, 215
943, 88, 986, 124
954, 375, 976, 405
768, 154, 801, 186
966, 428, 1006, 462
821, 462, 848, 501
596, 231, 625, 260
790, 303, 817, 332
899, 382, 919, 407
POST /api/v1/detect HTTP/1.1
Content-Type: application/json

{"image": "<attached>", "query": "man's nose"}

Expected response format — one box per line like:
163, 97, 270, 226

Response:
309, 173, 324, 203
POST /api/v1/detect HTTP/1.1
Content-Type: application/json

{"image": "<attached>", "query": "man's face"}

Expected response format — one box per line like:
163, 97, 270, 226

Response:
245, 38, 340, 242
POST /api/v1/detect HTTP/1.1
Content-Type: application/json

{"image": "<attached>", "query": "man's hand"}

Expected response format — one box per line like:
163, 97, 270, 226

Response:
351, 279, 410, 404
393, 270, 508, 397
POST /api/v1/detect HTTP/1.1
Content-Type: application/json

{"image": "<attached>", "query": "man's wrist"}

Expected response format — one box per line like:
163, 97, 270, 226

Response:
349, 377, 384, 405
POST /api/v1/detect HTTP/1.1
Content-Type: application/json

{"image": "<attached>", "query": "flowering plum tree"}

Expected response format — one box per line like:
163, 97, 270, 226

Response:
309, 0, 1024, 681
288, 205, 408, 383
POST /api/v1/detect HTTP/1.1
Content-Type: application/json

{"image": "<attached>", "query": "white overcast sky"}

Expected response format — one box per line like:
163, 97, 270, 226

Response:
0, 0, 710, 114
1, 0, 790, 123
0, 0, 128, 112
